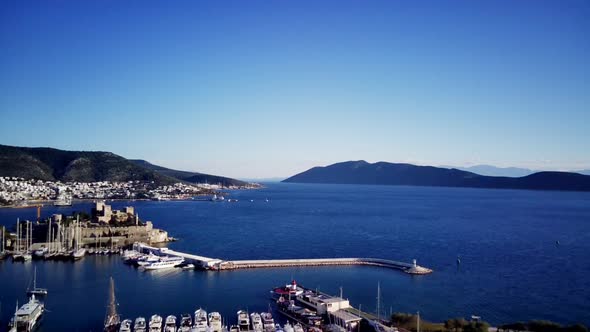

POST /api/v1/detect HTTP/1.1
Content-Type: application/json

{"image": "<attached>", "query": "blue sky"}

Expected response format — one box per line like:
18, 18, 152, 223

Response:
1, 0, 588, 178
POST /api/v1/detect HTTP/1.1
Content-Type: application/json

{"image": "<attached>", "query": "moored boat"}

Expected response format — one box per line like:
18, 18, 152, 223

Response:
237, 311, 249, 331
149, 314, 163, 332
8, 294, 45, 332
165, 315, 177, 332
135, 317, 147, 332
260, 312, 275, 332
194, 308, 208, 332
143, 256, 184, 270
208, 312, 222, 332
119, 319, 132, 332
250, 313, 263, 332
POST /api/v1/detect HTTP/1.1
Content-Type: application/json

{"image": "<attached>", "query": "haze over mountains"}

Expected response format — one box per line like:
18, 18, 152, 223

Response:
283, 160, 590, 192
0, 144, 248, 186
443, 164, 590, 177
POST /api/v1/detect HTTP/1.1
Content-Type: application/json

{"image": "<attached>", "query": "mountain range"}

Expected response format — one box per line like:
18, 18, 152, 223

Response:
283, 160, 590, 192
0, 144, 247, 186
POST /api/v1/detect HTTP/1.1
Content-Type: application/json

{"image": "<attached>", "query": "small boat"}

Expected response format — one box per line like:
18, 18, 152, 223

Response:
178, 313, 193, 332
260, 312, 275, 332
250, 313, 263, 332
8, 294, 45, 332
283, 323, 294, 332
208, 312, 222, 332
135, 317, 148, 332
293, 324, 304, 332
275, 324, 284, 332
33, 247, 48, 257
120, 319, 132, 332
229, 325, 240, 332
27, 267, 48, 296
149, 314, 163, 332
194, 308, 208, 332
165, 315, 177, 332
237, 311, 249, 331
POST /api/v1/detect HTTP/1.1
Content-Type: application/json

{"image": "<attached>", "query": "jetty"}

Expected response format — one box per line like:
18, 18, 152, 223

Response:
133, 243, 433, 274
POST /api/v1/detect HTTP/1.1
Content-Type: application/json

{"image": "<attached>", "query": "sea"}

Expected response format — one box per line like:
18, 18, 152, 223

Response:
0, 183, 589, 331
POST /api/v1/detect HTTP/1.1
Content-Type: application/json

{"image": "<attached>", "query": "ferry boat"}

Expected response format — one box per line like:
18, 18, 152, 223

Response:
178, 313, 192, 332
135, 317, 147, 332
143, 256, 185, 270
250, 313, 263, 332
8, 294, 44, 332
260, 312, 275, 332
208, 312, 222, 332
27, 267, 48, 296
194, 309, 208, 332
237, 310, 250, 331
119, 319, 132, 332
164, 315, 177, 332
149, 314, 163, 332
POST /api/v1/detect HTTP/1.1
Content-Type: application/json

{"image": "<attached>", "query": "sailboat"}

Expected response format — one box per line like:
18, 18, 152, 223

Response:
72, 216, 86, 260
27, 266, 48, 296
104, 276, 121, 331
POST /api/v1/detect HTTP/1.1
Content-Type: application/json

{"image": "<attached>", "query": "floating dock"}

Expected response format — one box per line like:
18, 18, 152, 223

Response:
133, 243, 433, 275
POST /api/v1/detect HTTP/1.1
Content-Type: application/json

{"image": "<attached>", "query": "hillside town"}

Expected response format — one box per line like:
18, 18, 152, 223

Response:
0, 176, 255, 206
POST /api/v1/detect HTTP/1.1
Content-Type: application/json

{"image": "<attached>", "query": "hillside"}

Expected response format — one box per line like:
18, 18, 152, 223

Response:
130, 160, 248, 187
0, 145, 247, 186
283, 160, 590, 192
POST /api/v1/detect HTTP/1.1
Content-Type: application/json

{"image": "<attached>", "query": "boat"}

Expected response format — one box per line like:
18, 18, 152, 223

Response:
181, 263, 195, 270
33, 247, 48, 258
54, 195, 72, 206
194, 309, 208, 332
165, 315, 177, 332
143, 256, 185, 270
178, 313, 193, 332
8, 294, 45, 332
136, 253, 161, 266
104, 277, 121, 331
72, 248, 87, 260
260, 312, 275, 332
27, 267, 48, 296
250, 313, 263, 332
237, 311, 249, 331
283, 323, 294, 332
229, 325, 240, 332
208, 312, 222, 332
135, 317, 148, 332
293, 324, 304, 332
211, 194, 225, 202
275, 324, 284, 332
272, 280, 303, 298
119, 319, 132, 332
149, 314, 163, 332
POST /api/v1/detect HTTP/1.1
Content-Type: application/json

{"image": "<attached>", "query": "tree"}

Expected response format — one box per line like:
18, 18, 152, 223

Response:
563, 324, 588, 332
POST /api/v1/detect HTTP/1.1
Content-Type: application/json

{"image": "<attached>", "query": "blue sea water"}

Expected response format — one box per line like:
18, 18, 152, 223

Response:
1, 183, 589, 331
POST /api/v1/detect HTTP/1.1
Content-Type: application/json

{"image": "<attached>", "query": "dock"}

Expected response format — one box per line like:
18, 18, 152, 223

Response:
133, 243, 433, 274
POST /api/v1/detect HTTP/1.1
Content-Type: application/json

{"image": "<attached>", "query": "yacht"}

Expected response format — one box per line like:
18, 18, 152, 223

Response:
250, 313, 263, 332
143, 256, 185, 270
237, 311, 250, 331
72, 248, 87, 260
136, 253, 162, 266
135, 317, 147, 332
27, 267, 48, 296
119, 319, 132, 332
149, 315, 163, 332
165, 315, 177, 332
229, 326, 240, 332
275, 324, 284, 332
8, 294, 44, 332
33, 247, 48, 258
283, 323, 294, 332
208, 312, 222, 332
194, 309, 208, 332
260, 312, 275, 332
178, 314, 193, 332
293, 324, 304, 332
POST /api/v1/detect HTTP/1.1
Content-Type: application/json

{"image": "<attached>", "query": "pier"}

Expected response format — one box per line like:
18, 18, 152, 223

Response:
133, 243, 433, 274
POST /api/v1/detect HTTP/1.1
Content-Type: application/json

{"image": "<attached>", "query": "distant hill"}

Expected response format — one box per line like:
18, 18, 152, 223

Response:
441, 164, 535, 177
283, 160, 590, 192
0, 144, 176, 184
577, 170, 590, 176
0, 144, 247, 186
130, 160, 248, 187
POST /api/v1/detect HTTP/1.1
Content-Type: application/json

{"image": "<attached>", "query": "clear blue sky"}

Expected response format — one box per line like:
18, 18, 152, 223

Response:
1, 0, 588, 178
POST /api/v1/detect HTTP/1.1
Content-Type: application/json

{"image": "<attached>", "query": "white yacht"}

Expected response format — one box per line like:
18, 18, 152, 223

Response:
208, 312, 222, 332
143, 256, 185, 270
8, 295, 44, 332
120, 319, 132, 332
178, 314, 193, 332
165, 315, 177, 332
237, 310, 250, 331
136, 253, 161, 266
135, 317, 148, 332
260, 312, 275, 332
194, 309, 208, 332
150, 315, 163, 332
250, 313, 263, 332
33, 247, 48, 257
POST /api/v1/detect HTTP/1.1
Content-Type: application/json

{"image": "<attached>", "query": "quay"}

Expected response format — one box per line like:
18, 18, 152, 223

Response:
133, 243, 433, 274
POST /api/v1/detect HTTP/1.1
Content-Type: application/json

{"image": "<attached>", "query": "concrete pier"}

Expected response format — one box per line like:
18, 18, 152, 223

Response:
133, 243, 433, 274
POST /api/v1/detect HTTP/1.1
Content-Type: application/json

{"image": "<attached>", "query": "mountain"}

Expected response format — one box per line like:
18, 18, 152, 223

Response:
283, 160, 590, 192
130, 160, 248, 187
441, 164, 535, 177
0, 144, 246, 186
576, 170, 590, 176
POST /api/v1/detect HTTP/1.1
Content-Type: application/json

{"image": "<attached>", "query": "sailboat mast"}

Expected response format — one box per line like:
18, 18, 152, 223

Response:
16, 218, 19, 252
376, 282, 381, 322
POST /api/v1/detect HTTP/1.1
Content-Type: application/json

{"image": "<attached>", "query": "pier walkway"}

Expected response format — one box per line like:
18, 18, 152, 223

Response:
133, 243, 432, 274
